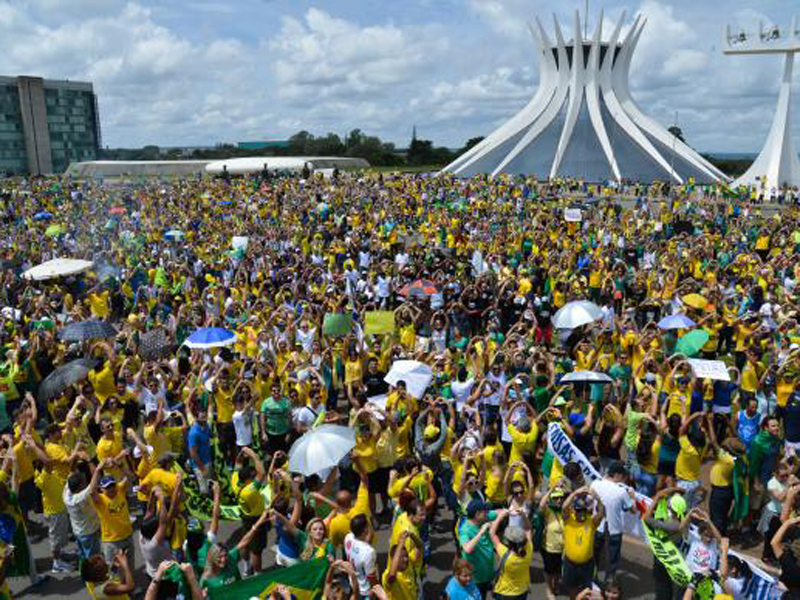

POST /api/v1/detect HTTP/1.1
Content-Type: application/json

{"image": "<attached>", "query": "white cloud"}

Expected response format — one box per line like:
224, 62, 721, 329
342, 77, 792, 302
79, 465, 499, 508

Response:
269, 8, 447, 104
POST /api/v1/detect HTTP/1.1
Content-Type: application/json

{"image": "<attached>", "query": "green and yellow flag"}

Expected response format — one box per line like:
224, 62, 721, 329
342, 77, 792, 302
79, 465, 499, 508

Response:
209, 557, 329, 600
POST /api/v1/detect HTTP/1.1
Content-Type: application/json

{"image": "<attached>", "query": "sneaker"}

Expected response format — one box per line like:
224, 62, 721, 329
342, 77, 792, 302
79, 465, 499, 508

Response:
51, 559, 73, 573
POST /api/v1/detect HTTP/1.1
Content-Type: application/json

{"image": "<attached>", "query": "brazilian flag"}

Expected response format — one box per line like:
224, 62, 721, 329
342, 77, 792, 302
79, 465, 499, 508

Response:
208, 557, 329, 600
0, 492, 31, 577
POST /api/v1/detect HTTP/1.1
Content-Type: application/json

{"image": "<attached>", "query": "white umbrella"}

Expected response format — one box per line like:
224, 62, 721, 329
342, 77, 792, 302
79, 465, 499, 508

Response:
560, 370, 614, 384
552, 300, 604, 330
384, 360, 433, 399
288, 424, 356, 476
23, 258, 93, 281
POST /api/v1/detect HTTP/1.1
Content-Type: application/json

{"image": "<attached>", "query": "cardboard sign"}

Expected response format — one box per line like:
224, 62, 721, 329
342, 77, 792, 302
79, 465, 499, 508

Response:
364, 311, 395, 335
564, 208, 582, 222
687, 359, 731, 381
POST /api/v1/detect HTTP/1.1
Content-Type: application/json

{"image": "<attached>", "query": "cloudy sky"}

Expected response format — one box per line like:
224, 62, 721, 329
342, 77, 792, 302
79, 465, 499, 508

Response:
0, 0, 796, 152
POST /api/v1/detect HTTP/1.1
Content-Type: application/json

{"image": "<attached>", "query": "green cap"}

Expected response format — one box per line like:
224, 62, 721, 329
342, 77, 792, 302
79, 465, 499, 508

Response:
669, 494, 688, 519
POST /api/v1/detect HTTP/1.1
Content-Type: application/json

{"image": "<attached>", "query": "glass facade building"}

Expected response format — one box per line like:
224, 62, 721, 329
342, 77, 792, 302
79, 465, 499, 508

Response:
0, 76, 100, 176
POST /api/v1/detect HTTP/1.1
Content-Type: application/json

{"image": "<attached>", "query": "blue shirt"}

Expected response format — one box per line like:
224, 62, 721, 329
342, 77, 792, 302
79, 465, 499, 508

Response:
187, 422, 211, 467
445, 577, 482, 600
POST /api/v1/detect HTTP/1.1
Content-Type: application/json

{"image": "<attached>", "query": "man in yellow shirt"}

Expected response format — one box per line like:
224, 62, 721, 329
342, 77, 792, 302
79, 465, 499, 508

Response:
27, 436, 73, 572
96, 418, 126, 479
235, 447, 268, 573
44, 423, 81, 480
326, 459, 371, 548
562, 486, 604, 599
94, 473, 135, 571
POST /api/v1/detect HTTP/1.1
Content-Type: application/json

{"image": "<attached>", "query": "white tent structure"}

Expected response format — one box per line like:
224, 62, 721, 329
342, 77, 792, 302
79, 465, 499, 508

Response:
443, 10, 726, 184
205, 156, 369, 175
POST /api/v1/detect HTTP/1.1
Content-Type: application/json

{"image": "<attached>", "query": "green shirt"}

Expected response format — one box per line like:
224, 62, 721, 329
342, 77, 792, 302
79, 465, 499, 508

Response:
625, 410, 646, 451
260, 396, 291, 436
458, 515, 498, 584
200, 547, 241, 591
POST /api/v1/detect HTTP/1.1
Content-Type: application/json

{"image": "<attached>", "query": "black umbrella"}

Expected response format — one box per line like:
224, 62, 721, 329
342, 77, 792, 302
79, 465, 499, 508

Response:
38, 358, 97, 401
138, 328, 175, 362
59, 320, 118, 343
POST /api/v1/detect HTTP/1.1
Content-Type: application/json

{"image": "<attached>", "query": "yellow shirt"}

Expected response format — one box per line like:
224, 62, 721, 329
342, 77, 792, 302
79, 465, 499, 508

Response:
143, 425, 171, 461
88, 364, 117, 401
12, 440, 34, 483
381, 561, 417, 600
329, 481, 370, 548
485, 468, 506, 504
675, 435, 703, 482
508, 423, 538, 464
140, 467, 178, 497
215, 388, 234, 423
494, 541, 533, 596
543, 506, 565, 553
45, 441, 72, 480
94, 483, 133, 542
34, 469, 66, 515
237, 480, 265, 517
710, 449, 735, 488
353, 435, 378, 473
88, 291, 110, 318
563, 514, 596, 564
97, 433, 124, 479
389, 512, 422, 575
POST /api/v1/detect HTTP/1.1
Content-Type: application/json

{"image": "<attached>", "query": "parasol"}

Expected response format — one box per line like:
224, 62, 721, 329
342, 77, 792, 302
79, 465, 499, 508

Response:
23, 258, 93, 281
552, 300, 604, 329
38, 358, 97, 401
59, 320, 118, 343
288, 424, 356, 476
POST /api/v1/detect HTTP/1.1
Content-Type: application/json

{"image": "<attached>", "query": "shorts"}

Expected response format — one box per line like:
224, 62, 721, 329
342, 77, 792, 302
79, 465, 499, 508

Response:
562, 557, 594, 594
241, 515, 268, 554
541, 548, 563, 575
46, 512, 71, 553
368, 467, 390, 494
102, 536, 135, 571
18, 478, 41, 514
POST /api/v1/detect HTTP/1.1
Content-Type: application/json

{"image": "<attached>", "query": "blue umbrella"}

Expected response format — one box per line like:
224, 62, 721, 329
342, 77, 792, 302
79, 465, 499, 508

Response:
164, 229, 184, 240
183, 327, 236, 349
217, 200, 233, 205
33, 211, 53, 221
657, 314, 696, 330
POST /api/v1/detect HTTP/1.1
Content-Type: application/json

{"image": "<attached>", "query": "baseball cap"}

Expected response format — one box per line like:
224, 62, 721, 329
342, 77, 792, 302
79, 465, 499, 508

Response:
100, 476, 116, 489
466, 499, 492, 519
669, 494, 688, 519
553, 396, 567, 407
423, 424, 440, 440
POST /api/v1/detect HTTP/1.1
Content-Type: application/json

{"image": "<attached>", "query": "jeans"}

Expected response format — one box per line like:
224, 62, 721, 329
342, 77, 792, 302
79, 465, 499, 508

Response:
77, 532, 101, 559
654, 556, 673, 600
594, 530, 622, 583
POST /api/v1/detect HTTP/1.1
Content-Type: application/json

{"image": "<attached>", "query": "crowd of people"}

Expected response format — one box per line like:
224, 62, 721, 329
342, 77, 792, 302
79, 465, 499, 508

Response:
0, 171, 799, 600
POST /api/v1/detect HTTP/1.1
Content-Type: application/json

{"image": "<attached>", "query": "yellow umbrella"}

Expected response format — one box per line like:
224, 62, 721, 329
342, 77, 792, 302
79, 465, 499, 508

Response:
682, 293, 708, 310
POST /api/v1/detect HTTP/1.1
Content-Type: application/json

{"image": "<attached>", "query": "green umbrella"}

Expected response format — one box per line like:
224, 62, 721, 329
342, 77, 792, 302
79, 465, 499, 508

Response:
45, 224, 65, 237
674, 330, 709, 357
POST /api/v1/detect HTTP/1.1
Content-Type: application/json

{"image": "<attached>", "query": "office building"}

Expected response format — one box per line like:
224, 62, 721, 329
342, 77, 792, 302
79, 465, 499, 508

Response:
0, 75, 101, 176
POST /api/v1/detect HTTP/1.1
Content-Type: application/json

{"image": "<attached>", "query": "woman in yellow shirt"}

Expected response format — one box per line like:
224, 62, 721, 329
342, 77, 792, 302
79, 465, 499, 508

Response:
488, 508, 534, 599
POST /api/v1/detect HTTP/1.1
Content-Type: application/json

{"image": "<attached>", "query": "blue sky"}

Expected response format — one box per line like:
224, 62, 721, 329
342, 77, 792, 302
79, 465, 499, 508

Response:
0, 0, 796, 152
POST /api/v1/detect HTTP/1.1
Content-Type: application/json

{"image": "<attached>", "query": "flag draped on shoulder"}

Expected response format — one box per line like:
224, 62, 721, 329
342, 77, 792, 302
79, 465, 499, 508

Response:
208, 557, 329, 600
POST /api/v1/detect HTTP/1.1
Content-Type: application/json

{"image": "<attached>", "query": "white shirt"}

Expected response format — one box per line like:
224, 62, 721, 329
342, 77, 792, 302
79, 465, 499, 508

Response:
63, 485, 101, 537
293, 405, 320, 429
344, 532, 377, 595
590, 479, 633, 536
232, 408, 253, 447
451, 379, 475, 409
684, 525, 719, 574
